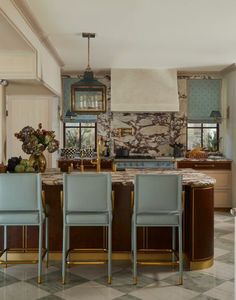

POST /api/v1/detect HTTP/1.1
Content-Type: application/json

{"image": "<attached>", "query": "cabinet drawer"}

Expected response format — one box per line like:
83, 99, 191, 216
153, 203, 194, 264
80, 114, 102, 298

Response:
177, 161, 231, 170
201, 170, 231, 189
214, 190, 232, 208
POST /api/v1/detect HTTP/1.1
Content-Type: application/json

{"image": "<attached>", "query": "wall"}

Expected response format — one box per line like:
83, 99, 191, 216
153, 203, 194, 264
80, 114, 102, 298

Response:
63, 73, 186, 157
63, 72, 222, 157
6, 95, 60, 168
0, 0, 62, 95
222, 70, 236, 207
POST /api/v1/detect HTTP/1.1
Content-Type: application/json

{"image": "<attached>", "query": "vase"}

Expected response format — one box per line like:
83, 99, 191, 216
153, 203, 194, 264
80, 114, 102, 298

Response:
29, 153, 47, 172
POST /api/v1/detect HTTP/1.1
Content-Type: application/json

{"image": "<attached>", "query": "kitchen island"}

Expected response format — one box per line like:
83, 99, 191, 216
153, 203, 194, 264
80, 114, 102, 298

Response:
0, 168, 215, 270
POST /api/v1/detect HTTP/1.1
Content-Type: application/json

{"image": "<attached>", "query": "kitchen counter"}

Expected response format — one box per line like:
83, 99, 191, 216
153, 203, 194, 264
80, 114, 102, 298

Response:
41, 168, 215, 269
176, 159, 232, 208
42, 168, 216, 188
1, 169, 215, 270
175, 157, 232, 162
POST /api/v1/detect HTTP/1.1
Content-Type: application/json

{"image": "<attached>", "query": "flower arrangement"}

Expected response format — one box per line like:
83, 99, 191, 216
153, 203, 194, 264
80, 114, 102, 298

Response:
15, 123, 59, 156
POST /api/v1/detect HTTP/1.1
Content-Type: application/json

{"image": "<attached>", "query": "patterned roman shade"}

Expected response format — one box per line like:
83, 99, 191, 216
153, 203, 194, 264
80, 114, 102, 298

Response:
187, 79, 221, 123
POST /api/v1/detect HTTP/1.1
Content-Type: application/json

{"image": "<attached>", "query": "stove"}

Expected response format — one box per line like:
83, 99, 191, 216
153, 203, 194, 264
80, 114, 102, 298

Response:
115, 155, 153, 159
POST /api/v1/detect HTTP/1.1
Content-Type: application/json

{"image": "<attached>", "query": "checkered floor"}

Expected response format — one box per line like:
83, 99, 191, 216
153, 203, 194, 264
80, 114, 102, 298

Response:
0, 211, 234, 300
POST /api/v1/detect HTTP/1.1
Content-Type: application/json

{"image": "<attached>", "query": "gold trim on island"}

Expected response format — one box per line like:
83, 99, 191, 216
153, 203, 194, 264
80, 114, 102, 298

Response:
1, 251, 214, 271
189, 257, 214, 270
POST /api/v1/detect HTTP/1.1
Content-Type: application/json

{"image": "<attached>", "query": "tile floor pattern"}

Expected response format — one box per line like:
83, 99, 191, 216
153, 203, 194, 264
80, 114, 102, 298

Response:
0, 211, 234, 300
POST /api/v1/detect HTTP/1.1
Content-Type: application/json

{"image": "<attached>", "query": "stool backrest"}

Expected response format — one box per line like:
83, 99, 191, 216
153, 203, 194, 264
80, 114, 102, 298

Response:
134, 174, 182, 214
63, 173, 112, 212
0, 173, 41, 211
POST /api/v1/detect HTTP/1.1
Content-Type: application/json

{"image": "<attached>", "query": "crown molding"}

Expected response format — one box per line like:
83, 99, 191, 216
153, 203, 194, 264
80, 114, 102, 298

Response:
11, 0, 64, 67
220, 63, 236, 76
177, 70, 222, 77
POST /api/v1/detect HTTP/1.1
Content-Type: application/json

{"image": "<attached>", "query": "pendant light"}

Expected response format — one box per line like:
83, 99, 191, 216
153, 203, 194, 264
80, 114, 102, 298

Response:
71, 32, 106, 114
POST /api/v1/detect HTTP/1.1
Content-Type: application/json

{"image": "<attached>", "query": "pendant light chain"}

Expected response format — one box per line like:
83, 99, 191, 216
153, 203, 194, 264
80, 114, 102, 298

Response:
87, 35, 90, 70
82, 32, 95, 71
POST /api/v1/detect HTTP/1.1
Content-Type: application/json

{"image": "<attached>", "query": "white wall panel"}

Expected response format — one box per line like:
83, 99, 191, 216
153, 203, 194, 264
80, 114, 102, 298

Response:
6, 95, 53, 167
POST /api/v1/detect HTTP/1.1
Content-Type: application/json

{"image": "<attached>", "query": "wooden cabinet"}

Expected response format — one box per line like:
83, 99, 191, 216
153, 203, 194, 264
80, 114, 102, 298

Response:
177, 160, 231, 170
185, 185, 214, 265
58, 158, 113, 172
177, 160, 232, 208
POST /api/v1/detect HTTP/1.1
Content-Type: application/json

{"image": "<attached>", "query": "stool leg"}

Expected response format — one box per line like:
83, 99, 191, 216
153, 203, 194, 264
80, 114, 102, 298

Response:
67, 227, 70, 267
62, 224, 67, 284
131, 218, 133, 263
178, 223, 183, 285
4, 226, 7, 268
108, 223, 112, 284
38, 224, 43, 284
133, 223, 137, 285
172, 227, 176, 264
45, 217, 49, 268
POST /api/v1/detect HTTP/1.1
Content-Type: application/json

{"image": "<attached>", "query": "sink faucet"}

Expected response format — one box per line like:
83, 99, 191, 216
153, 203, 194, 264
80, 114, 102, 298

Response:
91, 136, 102, 172
80, 149, 84, 172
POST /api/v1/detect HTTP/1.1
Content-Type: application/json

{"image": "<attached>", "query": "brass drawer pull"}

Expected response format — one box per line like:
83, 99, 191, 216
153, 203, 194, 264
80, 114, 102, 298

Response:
194, 164, 215, 168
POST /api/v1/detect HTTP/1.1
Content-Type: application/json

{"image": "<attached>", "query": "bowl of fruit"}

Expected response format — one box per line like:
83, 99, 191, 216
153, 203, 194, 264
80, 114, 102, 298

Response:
7, 156, 35, 173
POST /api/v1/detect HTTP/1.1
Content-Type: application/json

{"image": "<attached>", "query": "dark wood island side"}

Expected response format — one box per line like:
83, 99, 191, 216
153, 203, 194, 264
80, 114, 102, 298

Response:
0, 169, 215, 270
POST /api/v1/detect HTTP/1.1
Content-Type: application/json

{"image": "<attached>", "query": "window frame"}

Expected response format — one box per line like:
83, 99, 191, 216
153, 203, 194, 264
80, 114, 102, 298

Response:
186, 122, 219, 151
63, 122, 97, 149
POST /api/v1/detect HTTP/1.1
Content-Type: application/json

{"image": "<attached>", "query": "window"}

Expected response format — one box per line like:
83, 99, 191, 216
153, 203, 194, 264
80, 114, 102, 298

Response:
187, 123, 219, 151
64, 122, 97, 149
187, 79, 221, 152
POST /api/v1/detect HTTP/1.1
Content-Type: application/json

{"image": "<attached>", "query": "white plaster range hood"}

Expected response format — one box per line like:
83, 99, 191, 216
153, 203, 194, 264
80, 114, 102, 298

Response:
111, 68, 179, 112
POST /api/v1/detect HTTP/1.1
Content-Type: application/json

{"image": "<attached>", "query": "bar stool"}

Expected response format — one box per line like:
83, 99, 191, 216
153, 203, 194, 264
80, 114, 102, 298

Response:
132, 174, 183, 284
62, 172, 113, 284
0, 173, 48, 283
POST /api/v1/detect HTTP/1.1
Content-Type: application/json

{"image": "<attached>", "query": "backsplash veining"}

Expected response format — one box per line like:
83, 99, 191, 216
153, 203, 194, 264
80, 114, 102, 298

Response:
64, 73, 218, 157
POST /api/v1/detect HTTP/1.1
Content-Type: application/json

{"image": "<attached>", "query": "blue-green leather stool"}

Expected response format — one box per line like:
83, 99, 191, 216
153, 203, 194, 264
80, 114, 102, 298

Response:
62, 173, 113, 284
0, 173, 48, 283
132, 174, 183, 285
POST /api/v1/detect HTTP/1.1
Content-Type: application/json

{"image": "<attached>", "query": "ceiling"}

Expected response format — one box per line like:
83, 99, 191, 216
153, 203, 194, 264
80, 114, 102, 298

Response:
12, 0, 236, 72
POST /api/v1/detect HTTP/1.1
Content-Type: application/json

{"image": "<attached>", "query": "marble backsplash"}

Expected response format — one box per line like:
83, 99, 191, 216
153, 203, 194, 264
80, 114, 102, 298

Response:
96, 75, 187, 157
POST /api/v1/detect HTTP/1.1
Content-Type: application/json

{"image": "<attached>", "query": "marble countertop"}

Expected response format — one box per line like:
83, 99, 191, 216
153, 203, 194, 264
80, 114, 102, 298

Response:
42, 168, 215, 188
175, 157, 232, 162
58, 156, 174, 161
58, 157, 231, 162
